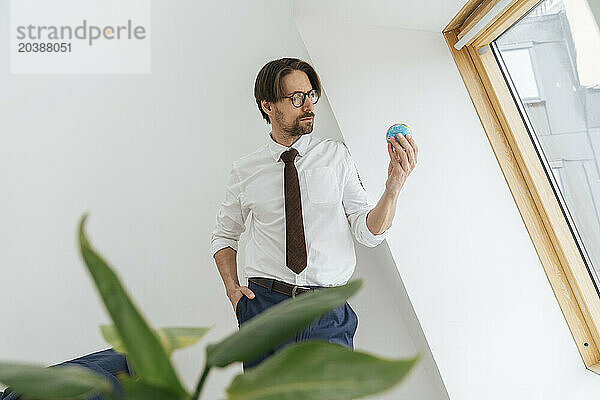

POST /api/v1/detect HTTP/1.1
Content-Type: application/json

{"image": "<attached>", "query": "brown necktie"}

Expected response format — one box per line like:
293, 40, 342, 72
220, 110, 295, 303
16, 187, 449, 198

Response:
280, 148, 307, 274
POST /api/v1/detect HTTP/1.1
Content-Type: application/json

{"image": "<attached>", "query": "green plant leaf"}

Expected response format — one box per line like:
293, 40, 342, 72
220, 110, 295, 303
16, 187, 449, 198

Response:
225, 340, 419, 400
101, 325, 211, 356
156, 327, 211, 356
117, 375, 188, 400
0, 361, 111, 399
100, 325, 126, 353
78, 214, 187, 397
206, 280, 362, 368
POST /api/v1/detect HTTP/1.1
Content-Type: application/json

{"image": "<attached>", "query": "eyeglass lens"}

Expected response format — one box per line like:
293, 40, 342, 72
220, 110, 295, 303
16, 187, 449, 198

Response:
292, 90, 318, 107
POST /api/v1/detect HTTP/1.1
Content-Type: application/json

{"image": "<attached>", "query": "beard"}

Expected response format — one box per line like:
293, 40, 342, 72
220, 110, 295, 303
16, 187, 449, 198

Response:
274, 107, 313, 137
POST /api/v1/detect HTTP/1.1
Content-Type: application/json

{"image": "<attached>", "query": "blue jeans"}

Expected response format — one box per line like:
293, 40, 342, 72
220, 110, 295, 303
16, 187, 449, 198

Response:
236, 278, 359, 371
0, 348, 133, 400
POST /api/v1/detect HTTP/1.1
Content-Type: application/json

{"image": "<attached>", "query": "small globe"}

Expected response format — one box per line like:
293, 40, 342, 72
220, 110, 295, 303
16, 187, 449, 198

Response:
386, 123, 412, 142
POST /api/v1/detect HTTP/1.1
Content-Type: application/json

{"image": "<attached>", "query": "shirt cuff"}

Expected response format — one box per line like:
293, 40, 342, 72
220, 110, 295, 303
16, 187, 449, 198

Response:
358, 209, 388, 247
211, 238, 238, 258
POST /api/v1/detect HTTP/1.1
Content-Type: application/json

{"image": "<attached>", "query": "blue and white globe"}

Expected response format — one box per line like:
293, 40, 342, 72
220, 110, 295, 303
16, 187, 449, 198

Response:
386, 123, 412, 142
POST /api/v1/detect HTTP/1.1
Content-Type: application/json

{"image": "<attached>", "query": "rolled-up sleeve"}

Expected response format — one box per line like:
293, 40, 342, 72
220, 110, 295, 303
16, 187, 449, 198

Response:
210, 163, 249, 258
341, 144, 388, 247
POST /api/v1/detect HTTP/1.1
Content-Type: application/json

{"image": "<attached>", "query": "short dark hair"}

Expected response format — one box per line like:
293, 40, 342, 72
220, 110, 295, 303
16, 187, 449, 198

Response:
254, 58, 322, 124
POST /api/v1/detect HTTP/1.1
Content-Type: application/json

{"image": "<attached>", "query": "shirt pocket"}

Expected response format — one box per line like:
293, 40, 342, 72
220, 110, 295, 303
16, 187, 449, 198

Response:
304, 167, 339, 205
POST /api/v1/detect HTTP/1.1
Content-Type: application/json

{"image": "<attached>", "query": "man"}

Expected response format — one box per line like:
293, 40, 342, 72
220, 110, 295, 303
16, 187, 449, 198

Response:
210, 57, 418, 371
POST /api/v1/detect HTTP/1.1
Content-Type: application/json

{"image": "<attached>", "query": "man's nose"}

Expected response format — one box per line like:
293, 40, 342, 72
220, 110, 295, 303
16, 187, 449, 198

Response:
302, 96, 314, 112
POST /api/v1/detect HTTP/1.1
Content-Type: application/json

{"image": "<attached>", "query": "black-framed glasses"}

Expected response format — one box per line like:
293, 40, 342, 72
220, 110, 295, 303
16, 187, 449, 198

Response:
282, 89, 319, 108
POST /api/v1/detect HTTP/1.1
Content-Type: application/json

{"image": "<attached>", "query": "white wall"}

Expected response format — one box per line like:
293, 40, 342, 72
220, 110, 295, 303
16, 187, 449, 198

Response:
294, 14, 600, 399
0, 1, 444, 398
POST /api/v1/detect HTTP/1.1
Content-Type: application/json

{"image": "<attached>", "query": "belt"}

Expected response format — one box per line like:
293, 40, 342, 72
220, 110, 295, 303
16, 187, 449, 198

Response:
248, 277, 315, 298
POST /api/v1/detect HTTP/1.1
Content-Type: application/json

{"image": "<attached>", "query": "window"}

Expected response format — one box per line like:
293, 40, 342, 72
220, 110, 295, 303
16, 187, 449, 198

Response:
498, 46, 540, 100
444, 0, 600, 373
495, 0, 600, 288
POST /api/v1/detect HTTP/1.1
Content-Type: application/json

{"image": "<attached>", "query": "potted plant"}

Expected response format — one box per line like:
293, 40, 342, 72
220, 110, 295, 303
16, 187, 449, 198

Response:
0, 214, 419, 399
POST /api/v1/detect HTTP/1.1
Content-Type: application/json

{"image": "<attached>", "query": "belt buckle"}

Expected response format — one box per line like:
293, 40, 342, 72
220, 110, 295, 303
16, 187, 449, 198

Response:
291, 285, 311, 298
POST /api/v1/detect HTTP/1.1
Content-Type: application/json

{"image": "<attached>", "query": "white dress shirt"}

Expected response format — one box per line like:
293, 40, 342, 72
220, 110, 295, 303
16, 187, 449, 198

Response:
210, 133, 388, 287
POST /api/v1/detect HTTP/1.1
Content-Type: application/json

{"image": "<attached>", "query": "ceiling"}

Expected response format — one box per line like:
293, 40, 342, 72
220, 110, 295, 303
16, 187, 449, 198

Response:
292, 0, 469, 33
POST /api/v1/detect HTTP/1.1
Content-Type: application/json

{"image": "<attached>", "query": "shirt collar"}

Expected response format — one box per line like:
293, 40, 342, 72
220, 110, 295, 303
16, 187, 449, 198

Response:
267, 132, 311, 162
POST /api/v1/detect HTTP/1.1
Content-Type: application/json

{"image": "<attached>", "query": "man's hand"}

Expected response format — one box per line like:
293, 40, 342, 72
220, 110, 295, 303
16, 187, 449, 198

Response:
386, 133, 418, 195
227, 284, 256, 313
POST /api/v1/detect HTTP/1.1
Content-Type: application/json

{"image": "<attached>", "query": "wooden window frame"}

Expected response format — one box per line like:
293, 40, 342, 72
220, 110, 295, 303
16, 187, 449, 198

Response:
444, 0, 600, 373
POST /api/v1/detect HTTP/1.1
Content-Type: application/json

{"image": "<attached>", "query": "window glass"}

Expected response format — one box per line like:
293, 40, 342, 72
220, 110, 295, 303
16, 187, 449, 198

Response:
495, 0, 600, 285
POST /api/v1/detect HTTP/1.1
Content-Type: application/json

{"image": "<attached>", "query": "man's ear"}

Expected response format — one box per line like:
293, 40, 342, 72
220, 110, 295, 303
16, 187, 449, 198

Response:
261, 100, 272, 114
